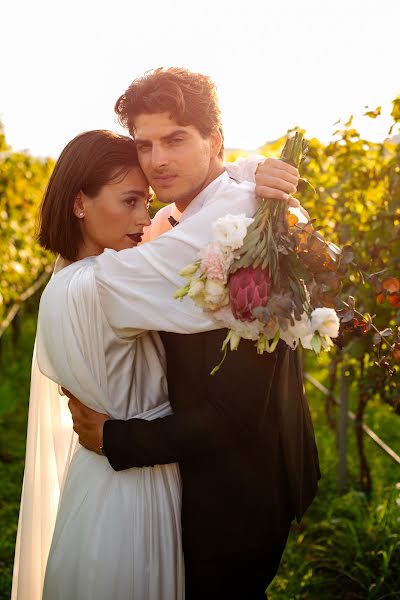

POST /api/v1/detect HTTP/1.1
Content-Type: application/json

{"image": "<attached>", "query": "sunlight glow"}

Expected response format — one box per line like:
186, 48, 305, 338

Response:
2, 0, 399, 157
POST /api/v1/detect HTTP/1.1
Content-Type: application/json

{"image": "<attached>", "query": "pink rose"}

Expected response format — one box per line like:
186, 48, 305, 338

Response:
199, 244, 232, 282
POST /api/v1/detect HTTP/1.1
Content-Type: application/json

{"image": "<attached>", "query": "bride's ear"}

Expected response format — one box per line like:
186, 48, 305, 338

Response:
73, 192, 85, 219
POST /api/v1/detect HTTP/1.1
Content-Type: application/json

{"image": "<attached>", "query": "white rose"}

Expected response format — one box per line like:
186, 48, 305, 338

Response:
188, 278, 205, 298
280, 312, 313, 350
279, 325, 298, 349
311, 307, 340, 338
212, 305, 265, 340
204, 279, 228, 308
212, 214, 254, 251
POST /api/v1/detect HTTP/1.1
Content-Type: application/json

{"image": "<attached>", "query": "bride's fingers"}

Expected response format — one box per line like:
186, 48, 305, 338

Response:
258, 168, 299, 188
68, 398, 82, 421
61, 386, 74, 399
271, 160, 299, 177
256, 175, 297, 196
255, 185, 291, 200
257, 157, 299, 178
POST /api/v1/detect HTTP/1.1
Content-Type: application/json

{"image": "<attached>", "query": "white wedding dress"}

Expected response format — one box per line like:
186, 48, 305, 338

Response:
24, 259, 183, 600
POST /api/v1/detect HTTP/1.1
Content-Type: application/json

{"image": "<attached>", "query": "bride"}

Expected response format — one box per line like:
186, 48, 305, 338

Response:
12, 130, 184, 600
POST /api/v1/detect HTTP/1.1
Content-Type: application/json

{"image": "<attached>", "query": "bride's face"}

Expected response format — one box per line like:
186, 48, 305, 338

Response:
75, 166, 152, 258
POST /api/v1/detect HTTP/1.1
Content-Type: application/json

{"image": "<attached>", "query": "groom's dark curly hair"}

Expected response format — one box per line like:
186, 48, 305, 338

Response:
114, 67, 224, 157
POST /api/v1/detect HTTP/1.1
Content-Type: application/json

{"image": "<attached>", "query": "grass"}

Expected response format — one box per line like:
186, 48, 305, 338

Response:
0, 308, 399, 599
268, 353, 400, 599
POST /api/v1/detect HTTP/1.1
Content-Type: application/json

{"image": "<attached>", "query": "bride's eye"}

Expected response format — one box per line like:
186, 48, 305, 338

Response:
124, 197, 137, 207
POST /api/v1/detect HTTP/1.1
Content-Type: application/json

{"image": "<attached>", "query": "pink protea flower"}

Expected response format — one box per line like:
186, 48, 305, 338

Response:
229, 266, 272, 322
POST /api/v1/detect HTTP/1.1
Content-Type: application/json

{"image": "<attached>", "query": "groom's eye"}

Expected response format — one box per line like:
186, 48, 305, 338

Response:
136, 142, 151, 153
168, 137, 184, 145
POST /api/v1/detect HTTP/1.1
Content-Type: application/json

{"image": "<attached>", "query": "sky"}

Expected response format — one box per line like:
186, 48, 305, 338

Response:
1, 0, 399, 158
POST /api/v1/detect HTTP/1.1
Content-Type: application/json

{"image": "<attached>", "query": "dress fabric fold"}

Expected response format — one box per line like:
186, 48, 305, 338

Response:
12, 259, 183, 600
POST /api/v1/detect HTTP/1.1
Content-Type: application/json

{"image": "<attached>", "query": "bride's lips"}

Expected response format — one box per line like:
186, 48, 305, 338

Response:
126, 232, 143, 245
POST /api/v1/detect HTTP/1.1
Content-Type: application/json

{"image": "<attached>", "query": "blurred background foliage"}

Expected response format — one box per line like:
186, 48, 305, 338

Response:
0, 99, 399, 599
0, 122, 54, 321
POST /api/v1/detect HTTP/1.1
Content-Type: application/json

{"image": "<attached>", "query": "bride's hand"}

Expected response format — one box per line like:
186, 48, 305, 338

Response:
255, 157, 299, 201
65, 390, 111, 455
255, 157, 310, 219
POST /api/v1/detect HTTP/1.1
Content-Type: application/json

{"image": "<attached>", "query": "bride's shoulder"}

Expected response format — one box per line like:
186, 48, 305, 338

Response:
40, 257, 96, 310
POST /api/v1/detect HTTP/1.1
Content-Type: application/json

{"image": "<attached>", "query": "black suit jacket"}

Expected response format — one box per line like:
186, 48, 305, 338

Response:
103, 330, 320, 560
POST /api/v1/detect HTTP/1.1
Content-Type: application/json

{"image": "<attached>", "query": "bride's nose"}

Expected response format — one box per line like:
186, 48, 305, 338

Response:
136, 200, 152, 227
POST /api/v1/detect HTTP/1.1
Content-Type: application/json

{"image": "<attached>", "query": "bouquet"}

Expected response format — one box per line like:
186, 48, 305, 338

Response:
175, 132, 352, 374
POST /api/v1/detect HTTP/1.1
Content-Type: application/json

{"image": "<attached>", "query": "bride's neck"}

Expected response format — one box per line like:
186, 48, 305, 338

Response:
75, 241, 103, 262
56, 243, 102, 273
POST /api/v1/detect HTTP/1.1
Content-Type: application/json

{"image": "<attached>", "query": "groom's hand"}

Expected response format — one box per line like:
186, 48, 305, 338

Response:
64, 390, 111, 455
255, 158, 300, 206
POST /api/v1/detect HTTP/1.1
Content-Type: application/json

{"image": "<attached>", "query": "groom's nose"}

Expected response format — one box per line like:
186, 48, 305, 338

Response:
151, 143, 169, 170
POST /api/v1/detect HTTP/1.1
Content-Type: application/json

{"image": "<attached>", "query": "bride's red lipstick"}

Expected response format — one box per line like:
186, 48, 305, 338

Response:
127, 233, 143, 244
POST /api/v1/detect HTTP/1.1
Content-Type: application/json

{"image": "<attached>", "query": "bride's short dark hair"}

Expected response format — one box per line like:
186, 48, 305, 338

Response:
114, 67, 224, 157
38, 130, 139, 261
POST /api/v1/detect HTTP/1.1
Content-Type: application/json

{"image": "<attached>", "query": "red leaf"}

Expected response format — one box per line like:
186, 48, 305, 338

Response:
376, 293, 385, 304
388, 293, 400, 308
382, 277, 400, 293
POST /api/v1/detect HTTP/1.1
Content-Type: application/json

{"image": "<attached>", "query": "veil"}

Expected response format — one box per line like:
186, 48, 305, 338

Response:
11, 259, 78, 600
11, 341, 77, 600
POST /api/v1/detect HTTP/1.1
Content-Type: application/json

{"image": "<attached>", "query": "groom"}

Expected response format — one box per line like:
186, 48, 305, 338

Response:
68, 68, 320, 599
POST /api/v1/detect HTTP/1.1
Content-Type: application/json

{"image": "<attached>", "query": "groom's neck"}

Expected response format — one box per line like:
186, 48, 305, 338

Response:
174, 162, 225, 213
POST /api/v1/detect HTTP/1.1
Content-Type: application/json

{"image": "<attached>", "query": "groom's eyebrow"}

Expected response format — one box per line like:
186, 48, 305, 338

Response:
136, 129, 189, 144
161, 129, 189, 141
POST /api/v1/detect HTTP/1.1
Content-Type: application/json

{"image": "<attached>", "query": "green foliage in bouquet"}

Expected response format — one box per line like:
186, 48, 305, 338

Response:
228, 132, 350, 355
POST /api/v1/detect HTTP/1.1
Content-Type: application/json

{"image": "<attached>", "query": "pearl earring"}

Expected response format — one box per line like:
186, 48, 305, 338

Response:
79, 212, 84, 218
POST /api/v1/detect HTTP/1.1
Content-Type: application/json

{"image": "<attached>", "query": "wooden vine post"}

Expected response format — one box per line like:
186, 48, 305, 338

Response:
337, 359, 349, 492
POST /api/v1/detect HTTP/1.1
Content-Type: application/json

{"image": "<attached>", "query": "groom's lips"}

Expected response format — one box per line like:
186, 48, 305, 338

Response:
153, 175, 177, 187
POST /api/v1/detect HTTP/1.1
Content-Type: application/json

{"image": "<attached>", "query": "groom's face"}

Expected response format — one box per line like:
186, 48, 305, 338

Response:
134, 112, 221, 209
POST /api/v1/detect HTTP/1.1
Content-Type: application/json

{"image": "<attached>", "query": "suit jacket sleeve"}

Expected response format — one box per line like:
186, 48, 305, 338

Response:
103, 397, 224, 470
